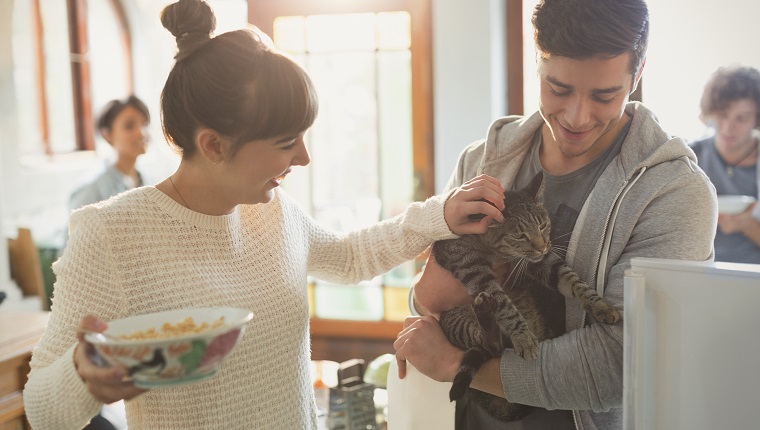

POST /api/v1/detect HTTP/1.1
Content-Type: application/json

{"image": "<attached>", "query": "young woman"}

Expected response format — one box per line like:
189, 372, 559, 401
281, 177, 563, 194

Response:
23, 1, 504, 429
70, 95, 150, 211
691, 65, 760, 263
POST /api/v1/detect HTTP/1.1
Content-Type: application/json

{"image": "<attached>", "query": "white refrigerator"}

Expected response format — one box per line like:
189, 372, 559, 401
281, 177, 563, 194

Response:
624, 257, 760, 430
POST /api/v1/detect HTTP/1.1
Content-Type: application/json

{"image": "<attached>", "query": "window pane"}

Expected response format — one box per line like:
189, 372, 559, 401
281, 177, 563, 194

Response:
307, 52, 380, 230
11, 0, 42, 155
273, 16, 306, 53
377, 50, 413, 219
377, 12, 410, 50
306, 13, 376, 53
88, 0, 130, 125
40, 0, 75, 153
209, 0, 249, 34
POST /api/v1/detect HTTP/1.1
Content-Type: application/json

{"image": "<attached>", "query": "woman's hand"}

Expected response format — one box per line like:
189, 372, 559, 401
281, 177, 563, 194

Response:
73, 315, 147, 404
393, 315, 463, 381
444, 175, 505, 235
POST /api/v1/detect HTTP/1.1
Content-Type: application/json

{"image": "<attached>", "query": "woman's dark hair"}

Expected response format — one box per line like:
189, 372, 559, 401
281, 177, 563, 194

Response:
159, 0, 318, 159
97, 95, 150, 133
532, 0, 649, 79
700, 65, 760, 127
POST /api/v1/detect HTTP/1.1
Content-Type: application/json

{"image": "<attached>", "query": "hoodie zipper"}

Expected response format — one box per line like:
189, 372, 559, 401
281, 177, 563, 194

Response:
572, 166, 647, 430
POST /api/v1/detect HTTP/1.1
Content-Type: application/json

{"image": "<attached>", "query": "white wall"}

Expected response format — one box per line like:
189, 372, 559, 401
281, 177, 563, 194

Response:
645, 0, 760, 142
431, 0, 507, 192
0, 0, 16, 294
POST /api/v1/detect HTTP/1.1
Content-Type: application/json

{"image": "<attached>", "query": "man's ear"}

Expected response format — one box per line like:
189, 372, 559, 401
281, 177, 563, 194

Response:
196, 128, 227, 164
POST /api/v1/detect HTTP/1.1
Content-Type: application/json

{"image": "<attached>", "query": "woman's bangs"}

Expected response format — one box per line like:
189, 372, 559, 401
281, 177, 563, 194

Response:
240, 57, 318, 141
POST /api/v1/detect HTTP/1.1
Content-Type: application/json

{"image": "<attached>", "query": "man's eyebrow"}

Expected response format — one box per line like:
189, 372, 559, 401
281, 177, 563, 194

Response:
546, 75, 624, 94
546, 75, 571, 89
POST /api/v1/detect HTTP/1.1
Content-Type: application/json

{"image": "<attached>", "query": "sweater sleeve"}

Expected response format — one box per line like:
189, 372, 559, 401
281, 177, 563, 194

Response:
303, 193, 456, 284
500, 162, 717, 412
24, 207, 126, 429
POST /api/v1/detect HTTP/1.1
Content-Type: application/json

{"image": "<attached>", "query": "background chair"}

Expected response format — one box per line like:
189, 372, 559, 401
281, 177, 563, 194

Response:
7, 227, 49, 311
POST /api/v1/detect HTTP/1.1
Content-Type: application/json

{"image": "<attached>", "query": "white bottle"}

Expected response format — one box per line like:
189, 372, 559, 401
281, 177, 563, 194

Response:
386, 359, 455, 430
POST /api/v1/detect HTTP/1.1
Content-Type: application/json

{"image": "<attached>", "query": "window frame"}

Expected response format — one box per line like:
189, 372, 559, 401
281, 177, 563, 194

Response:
25, 0, 133, 153
249, 0, 435, 201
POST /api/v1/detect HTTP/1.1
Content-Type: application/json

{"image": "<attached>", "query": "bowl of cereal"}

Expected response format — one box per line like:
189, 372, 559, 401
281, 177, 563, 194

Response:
717, 195, 757, 215
85, 307, 253, 388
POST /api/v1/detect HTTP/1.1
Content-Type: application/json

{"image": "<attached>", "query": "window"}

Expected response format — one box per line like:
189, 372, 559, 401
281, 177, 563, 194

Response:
249, 0, 433, 323
12, 0, 133, 155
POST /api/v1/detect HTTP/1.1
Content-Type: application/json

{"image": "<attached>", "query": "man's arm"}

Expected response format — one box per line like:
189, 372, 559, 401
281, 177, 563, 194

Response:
411, 253, 472, 317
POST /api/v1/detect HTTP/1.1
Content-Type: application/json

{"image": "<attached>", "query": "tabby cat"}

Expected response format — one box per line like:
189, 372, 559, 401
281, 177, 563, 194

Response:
432, 171, 621, 422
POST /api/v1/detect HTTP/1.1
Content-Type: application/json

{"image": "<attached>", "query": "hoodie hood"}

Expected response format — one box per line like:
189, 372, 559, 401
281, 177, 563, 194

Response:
478, 102, 697, 183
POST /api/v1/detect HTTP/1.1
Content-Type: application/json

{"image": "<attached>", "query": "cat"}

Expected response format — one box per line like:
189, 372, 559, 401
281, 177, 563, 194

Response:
432, 171, 621, 422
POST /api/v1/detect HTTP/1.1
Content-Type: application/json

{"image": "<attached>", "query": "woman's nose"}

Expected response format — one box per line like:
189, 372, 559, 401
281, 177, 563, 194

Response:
293, 141, 311, 167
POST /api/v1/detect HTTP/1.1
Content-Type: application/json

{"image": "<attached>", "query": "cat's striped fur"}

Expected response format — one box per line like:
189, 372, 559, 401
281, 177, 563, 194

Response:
432, 172, 621, 422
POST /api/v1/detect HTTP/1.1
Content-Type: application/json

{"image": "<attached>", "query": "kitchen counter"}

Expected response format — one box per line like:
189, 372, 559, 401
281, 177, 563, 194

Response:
0, 310, 49, 429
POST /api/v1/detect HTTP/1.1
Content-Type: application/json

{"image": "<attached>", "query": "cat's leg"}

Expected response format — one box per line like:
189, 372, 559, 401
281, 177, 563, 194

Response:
491, 292, 539, 359
439, 305, 500, 401
542, 254, 621, 324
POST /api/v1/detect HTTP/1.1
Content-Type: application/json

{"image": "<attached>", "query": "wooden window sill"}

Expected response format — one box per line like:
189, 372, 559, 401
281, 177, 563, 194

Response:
310, 318, 403, 341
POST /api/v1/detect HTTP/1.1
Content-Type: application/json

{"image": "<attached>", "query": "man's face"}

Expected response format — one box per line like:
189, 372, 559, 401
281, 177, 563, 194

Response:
537, 53, 637, 166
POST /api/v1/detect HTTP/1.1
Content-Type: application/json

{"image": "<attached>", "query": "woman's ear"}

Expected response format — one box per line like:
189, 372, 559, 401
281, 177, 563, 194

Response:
196, 128, 228, 164
100, 128, 113, 145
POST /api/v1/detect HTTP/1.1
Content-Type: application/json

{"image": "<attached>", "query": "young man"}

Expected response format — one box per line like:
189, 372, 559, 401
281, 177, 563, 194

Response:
691, 65, 760, 264
393, 0, 717, 428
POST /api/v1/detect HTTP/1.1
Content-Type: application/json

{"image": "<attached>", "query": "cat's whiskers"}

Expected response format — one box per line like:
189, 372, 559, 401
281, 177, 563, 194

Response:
550, 246, 568, 259
504, 258, 529, 291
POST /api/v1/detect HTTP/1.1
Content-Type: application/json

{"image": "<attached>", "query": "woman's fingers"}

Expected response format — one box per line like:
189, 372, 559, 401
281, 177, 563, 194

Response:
444, 175, 506, 236
74, 315, 147, 403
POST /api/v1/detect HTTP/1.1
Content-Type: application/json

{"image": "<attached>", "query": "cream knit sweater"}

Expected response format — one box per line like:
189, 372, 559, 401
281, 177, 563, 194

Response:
24, 186, 454, 430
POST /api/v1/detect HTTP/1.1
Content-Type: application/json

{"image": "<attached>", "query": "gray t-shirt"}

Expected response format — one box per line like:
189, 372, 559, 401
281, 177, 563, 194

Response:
458, 121, 629, 430
690, 136, 760, 263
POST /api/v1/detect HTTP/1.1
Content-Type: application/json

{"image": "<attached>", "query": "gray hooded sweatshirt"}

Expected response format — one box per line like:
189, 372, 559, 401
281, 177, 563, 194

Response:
444, 102, 717, 429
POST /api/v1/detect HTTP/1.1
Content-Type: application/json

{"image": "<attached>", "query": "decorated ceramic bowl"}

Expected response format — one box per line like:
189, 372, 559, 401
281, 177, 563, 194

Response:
717, 195, 757, 215
85, 307, 253, 388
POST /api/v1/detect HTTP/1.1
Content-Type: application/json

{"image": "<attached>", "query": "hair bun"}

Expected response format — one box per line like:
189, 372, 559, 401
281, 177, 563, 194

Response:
161, 0, 216, 61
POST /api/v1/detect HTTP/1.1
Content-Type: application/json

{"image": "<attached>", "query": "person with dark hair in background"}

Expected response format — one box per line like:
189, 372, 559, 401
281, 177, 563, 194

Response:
23, 1, 505, 428
394, 0, 717, 429
691, 65, 760, 263
70, 95, 151, 211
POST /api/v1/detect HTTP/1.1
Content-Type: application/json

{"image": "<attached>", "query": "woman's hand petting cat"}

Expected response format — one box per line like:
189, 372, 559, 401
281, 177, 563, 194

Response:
394, 315, 464, 382
444, 174, 505, 235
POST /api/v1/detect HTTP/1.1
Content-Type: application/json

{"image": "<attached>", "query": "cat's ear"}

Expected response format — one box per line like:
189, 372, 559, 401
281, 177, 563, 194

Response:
525, 171, 544, 201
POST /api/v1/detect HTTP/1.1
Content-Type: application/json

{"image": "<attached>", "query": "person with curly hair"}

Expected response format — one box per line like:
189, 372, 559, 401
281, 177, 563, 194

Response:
691, 65, 760, 263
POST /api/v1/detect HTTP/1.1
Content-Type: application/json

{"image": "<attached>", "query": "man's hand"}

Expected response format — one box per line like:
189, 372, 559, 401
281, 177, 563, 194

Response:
393, 315, 464, 381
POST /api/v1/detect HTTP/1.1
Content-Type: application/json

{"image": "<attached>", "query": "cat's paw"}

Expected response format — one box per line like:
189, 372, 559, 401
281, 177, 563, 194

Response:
588, 302, 621, 324
511, 331, 539, 360
473, 292, 497, 314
